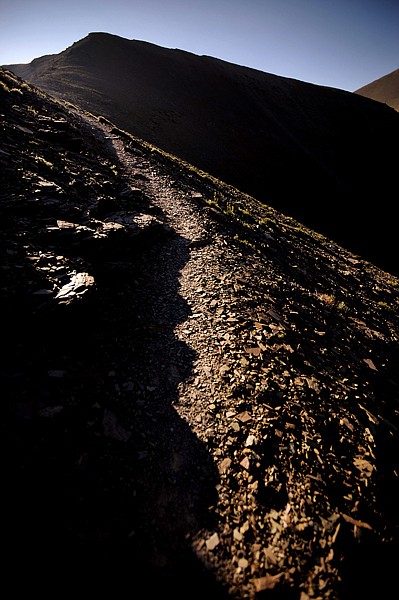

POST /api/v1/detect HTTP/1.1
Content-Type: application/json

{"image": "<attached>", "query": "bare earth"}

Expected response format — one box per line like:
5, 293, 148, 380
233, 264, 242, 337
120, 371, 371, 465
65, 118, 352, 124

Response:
2, 69, 399, 599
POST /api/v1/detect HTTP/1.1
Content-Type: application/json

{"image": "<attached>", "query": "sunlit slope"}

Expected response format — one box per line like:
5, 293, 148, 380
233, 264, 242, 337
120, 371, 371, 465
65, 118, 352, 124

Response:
355, 68, 399, 111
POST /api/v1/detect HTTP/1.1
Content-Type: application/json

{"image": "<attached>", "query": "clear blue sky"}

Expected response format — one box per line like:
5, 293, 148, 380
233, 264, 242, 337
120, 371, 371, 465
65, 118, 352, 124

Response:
1, 0, 398, 91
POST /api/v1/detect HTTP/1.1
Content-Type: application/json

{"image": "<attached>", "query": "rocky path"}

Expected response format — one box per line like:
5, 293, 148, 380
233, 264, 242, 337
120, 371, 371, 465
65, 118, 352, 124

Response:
78, 116, 399, 599
90, 122, 264, 595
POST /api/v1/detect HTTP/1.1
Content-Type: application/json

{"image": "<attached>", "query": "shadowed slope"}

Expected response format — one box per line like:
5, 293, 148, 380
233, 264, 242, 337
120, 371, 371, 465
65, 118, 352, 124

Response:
6, 32, 399, 276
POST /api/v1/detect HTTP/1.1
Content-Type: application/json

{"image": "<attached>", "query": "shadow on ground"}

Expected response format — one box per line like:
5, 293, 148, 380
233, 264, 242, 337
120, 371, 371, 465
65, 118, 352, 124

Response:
3, 226, 229, 598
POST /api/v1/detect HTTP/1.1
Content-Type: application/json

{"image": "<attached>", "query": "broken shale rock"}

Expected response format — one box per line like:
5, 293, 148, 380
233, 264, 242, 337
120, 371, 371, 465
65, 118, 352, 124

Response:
1, 67, 399, 600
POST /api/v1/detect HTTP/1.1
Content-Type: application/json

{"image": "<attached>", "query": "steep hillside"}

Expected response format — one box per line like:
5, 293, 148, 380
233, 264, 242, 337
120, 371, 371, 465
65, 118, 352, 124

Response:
6, 32, 399, 277
355, 68, 399, 111
2, 67, 399, 600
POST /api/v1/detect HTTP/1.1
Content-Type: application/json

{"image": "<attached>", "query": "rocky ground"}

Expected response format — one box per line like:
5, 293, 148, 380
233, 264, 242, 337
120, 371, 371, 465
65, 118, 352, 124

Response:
1, 68, 399, 599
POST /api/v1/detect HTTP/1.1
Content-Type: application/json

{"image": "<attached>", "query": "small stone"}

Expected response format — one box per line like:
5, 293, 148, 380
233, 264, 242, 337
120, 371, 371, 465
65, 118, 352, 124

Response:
245, 434, 257, 446
38, 405, 64, 417
48, 369, 66, 378
240, 456, 250, 470
253, 573, 284, 592
240, 521, 250, 534
218, 457, 231, 474
236, 411, 251, 423
363, 358, 378, 371
206, 532, 220, 551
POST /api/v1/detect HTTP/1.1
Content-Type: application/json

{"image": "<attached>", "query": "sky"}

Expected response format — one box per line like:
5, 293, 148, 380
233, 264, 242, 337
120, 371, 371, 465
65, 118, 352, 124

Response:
0, 0, 398, 92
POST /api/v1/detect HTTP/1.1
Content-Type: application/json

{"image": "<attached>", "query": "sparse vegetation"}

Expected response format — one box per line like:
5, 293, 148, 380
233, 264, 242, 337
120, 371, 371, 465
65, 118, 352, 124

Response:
317, 292, 336, 305
378, 300, 395, 313
337, 300, 349, 312
34, 155, 54, 170
26, 105, 39, 116
0, 80, 11, 93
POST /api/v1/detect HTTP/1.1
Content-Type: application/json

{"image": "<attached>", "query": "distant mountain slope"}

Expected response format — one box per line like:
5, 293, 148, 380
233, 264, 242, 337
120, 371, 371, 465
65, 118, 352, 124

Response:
6, 32, 399, 275
355, 68, 399, 111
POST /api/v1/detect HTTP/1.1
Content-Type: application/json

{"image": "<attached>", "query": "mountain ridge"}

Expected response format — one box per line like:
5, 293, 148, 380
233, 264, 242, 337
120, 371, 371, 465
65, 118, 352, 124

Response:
6, 32, 399, 277
2, 65, 399, 599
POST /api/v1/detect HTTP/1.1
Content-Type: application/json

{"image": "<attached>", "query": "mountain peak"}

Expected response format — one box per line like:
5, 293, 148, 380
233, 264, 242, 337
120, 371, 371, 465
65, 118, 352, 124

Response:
5, 38, 399, 276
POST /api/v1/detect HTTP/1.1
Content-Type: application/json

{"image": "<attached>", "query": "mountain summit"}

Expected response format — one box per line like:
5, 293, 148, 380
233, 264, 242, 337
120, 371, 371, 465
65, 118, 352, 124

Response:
6, 32, 399, 276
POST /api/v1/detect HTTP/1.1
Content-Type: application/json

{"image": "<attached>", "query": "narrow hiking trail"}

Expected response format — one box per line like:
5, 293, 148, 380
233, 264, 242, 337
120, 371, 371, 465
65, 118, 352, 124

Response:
82, 119, 258, 589
100, 125, 250, 436
60, 111, 399, 599
83, 117, 314, 599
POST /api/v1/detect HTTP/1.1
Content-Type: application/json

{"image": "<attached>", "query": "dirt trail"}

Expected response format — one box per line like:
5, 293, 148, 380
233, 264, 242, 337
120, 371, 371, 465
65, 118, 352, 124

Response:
79, 117, 399, 600
102, 128, 240, 425
85, 122, 248, 595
